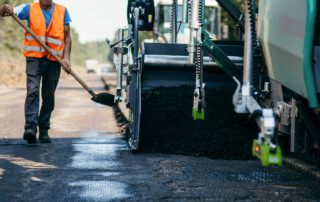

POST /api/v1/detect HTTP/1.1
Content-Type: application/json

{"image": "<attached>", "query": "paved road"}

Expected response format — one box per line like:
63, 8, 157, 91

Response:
0, 73, 320, 201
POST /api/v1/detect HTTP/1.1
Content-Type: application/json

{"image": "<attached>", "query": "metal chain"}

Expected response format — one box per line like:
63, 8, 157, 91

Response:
198, 0, 203, 25
188, 0, 192, 22
170, 0, 178, 43
248, 0, 259, 90
195, 0, 204, 91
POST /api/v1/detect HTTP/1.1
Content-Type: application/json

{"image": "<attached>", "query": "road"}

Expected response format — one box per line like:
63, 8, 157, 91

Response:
0, 73, 320, 201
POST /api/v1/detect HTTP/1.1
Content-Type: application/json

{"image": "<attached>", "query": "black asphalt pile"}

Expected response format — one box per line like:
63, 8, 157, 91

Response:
139, 85, 258, 160
113, 103, 130, 136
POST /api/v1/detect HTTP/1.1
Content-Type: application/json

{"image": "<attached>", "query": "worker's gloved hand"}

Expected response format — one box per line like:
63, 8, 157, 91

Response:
0, 4, 14, 17
62, 59, 71, 74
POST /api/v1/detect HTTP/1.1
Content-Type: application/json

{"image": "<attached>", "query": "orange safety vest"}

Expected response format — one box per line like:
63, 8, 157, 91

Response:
23, 2, 66, 61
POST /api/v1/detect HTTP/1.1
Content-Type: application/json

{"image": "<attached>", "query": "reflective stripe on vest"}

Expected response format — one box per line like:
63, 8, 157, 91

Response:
23, 46, 63, 56
25, 35, 46, 42
23, 46, 46, 52
47, 37, 64, 46
50, 49, 64, 56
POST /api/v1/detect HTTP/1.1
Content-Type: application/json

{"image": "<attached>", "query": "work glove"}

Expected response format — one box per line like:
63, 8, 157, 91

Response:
0, 4, 14, 17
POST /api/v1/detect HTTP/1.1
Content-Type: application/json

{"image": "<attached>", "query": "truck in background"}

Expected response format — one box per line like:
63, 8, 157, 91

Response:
85, 59, 99, 74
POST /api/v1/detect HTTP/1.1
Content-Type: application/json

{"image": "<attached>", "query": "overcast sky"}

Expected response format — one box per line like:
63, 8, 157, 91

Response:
54, 0, 128, 43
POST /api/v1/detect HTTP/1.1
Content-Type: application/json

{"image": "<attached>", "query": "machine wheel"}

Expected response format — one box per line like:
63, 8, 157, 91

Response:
128, 7, 141, 152
128, 71, 141, 151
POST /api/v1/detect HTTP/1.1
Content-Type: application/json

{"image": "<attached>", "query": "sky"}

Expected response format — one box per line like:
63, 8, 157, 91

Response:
54, 0, 128, 43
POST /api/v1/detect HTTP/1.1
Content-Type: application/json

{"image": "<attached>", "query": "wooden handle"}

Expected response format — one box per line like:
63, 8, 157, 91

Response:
11, 14, 96, 97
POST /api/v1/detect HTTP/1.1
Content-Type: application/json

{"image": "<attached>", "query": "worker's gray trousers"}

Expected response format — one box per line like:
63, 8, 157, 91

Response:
24, 57, 61, 132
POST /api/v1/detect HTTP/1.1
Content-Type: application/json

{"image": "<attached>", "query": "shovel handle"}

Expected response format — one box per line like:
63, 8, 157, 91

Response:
11, 14, 96, 97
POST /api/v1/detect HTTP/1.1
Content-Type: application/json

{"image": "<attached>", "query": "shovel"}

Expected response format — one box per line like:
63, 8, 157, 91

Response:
11, 14, 116, 107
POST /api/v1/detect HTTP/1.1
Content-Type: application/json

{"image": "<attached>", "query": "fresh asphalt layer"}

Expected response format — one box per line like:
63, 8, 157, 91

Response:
0, 73, 320, 201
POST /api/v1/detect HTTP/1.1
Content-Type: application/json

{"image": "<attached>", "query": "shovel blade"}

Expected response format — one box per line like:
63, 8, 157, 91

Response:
91, 93, 116, 106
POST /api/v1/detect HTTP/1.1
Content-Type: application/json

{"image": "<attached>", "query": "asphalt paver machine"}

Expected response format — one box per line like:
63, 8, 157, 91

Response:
110, 0, 320, 166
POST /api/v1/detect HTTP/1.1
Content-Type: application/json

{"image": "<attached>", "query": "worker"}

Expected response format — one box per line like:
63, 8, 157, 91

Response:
0, 0, 72, 144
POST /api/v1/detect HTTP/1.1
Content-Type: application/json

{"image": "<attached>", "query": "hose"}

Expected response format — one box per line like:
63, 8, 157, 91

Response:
315, 3, 320, 45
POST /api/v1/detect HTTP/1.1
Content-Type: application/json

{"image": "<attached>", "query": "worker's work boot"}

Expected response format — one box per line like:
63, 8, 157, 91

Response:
23, 128, 37, 144
39, 130, 51, 143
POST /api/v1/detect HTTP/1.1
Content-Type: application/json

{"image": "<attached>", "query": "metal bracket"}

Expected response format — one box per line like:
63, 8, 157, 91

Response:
114, 47, 128, 55
290, 99, 299, 153
260, 109, 276, 137
233, 76, 248, 113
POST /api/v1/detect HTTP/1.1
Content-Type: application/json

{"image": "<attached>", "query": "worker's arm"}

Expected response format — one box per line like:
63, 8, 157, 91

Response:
0, 4, 14, 17
63, 24, 72, 73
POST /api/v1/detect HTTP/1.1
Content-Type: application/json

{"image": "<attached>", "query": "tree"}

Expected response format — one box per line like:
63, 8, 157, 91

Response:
0, 0, 33, 58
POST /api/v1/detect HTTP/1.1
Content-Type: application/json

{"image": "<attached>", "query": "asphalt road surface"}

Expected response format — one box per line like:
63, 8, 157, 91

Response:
0, 73, 320, 201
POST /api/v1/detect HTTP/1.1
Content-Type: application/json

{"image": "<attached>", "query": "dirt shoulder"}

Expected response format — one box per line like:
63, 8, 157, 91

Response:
0, 56, 26, 86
